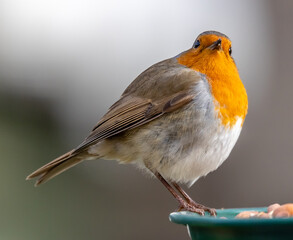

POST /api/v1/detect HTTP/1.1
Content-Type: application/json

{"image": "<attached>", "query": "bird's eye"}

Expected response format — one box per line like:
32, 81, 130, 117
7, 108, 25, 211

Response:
193, 39, 200, 49
229, 47, 232, 55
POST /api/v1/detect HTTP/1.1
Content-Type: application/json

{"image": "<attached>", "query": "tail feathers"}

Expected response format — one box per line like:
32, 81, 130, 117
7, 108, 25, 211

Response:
26, 150, 86, 186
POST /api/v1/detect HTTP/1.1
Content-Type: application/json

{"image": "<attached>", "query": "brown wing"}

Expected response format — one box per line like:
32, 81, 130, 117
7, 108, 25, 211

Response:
73, 90, 195, 154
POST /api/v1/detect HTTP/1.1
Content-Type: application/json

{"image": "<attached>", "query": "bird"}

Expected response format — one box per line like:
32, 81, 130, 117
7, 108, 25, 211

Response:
27, 30, 248, 216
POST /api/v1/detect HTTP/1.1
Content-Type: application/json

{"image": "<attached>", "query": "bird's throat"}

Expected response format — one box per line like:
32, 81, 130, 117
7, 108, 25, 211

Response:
177, 51, 248, 127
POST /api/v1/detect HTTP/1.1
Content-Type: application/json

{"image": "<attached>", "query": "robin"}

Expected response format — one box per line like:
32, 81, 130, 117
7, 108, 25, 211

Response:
27, 31, 248, 216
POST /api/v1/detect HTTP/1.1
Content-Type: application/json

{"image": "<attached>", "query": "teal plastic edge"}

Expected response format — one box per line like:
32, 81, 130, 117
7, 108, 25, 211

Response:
169, 207, 293, 226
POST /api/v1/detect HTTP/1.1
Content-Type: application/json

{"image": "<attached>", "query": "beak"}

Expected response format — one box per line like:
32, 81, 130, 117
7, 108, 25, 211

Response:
207, 39, 222, 50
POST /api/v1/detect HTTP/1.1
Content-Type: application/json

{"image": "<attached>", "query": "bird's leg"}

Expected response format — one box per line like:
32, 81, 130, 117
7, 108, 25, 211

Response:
153, 172, 204, 215
172, 182, 216, 216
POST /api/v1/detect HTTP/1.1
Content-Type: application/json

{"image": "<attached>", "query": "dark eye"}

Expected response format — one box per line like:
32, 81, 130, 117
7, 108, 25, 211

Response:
229, 47, 232, 55
193, 39, 200, 49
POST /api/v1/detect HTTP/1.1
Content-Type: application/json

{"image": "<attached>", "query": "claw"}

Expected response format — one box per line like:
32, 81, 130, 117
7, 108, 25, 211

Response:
207, 208, 217, 216
188, 201, 217, 216
177, 202, 205, 216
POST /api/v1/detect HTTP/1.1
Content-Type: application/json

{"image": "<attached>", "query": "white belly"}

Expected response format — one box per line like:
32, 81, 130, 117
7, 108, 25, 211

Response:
158, 118, 243, 185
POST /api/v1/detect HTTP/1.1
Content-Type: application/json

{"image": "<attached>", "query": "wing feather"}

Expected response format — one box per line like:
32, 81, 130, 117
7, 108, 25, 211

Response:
73, 90, 195, 154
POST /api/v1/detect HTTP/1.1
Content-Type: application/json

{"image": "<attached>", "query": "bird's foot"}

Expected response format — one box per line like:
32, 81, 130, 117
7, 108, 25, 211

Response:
171, 182, 217, 216
177, 202, 205, 216
188, 201, 217, 216
178, 201, 216, 216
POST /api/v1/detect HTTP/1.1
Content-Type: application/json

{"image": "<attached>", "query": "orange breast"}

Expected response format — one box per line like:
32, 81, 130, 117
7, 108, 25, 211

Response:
177, 49, 248, 127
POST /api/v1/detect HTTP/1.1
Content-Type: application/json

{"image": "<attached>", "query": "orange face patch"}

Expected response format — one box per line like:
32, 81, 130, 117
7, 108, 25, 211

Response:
177, 34, 248, 127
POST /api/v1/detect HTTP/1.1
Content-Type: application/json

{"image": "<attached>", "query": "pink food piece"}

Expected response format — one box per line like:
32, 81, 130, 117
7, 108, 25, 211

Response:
235, 211, 259, 219
267, 203, 280, 213
272, 204, 293, 218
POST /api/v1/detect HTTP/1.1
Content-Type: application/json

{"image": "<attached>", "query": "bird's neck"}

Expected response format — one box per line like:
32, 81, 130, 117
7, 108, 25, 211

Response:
205, 64, 248, 127
177, 53, 248, 127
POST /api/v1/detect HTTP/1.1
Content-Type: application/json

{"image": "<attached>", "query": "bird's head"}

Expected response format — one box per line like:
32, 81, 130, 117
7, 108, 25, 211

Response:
177, 31, 236, 76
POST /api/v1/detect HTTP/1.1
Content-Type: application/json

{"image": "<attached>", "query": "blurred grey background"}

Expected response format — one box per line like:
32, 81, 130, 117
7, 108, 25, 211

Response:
1, 0, 293, 239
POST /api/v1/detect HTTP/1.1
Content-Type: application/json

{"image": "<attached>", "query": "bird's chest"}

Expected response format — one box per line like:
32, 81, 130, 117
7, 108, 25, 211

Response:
184, 117, 243, 178
157, 112, 243, 184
